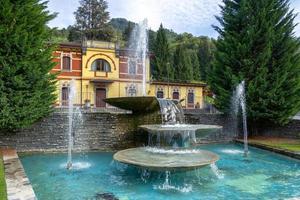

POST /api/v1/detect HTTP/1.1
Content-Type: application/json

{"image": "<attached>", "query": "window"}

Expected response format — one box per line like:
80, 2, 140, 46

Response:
157, 91, 164, 98
128, 58, 136, 75
62, 56, 71, 71
173, 91, 179, 100
188, 92, 194, 104
127, 85, 137, 97
91, 59, 111, 72
61, 87, 69, 106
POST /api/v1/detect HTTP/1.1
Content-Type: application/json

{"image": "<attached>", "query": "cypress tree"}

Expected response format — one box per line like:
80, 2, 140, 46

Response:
152, 24, 172, 81
198, 37, 215, 81
190, 50, 201, 81
210, 0, 300, 125
0, 0, 57, 130
173, 45, 193, 82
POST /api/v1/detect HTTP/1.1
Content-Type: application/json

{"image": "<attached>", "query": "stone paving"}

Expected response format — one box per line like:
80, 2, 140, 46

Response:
2, 149, 36, 200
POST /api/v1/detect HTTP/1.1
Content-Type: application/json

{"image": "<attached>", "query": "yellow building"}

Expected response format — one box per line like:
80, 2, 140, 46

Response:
52, 40, 206, 109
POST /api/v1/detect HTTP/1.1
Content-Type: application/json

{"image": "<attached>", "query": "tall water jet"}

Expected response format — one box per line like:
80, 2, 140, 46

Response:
128, 19, 148, 96
66, 79, 83, 169
232, 81, 248, 156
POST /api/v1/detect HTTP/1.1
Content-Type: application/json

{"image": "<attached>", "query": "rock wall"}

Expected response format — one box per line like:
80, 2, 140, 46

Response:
0, 111, 161, 152
256, 119, 300, 139
5, 111, 299, 152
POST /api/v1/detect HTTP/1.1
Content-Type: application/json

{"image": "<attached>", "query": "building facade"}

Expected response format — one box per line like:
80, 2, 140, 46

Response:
51, 41, 206, 109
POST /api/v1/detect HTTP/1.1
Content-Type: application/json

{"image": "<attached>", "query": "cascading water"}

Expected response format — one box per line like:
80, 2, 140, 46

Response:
232, 81, 248, 156
157, 99, 185, 124
128, 19, 148, 96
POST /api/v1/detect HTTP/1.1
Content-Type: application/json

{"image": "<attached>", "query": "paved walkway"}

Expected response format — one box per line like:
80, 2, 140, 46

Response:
2, 149, 36, 200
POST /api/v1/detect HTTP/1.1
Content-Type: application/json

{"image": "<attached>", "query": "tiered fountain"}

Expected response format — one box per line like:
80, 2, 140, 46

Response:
105, 18, 222, 172
111, 98, 222, 171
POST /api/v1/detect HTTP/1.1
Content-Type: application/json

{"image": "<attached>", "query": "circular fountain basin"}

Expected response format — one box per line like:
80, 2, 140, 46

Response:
113, 147, 219, 171
139, 124, 222, 137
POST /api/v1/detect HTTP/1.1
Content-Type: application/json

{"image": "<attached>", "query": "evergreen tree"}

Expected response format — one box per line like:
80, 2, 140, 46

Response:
74, 0, 114, 41
152, 24, 173, 80
123, 21, 135, 45
190, 50, 201, 81
0, 0, 57, 130
198, 37, 215, 81
173, 45, 193, 81
210, 0, 300, 125
67, 25, 82, 42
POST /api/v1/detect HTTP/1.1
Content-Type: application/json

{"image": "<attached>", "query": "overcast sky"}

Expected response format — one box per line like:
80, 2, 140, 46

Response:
47, 0, 300, 38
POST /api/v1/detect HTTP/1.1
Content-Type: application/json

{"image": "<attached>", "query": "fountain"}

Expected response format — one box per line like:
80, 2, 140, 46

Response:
112, 98, 221, 171
104, 20, 221, 172
66, 79, 82, 169
232, 81, 248, 156
128, 19, 148, 96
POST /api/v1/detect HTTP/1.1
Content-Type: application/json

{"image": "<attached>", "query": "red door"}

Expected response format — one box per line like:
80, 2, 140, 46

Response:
96, 88, 106, 107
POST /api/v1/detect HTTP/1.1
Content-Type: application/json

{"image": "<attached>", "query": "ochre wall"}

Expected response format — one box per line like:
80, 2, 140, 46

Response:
51, 41, 204, 108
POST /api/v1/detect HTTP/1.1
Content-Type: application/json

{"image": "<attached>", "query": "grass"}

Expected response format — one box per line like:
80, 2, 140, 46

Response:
248, 137, 300, 152
0, 152, 7, 200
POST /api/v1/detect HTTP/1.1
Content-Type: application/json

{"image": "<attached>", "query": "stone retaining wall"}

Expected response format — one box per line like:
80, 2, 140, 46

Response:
4, 111, 299, 152
256, 119, 300, 139
0, 111, 161, 152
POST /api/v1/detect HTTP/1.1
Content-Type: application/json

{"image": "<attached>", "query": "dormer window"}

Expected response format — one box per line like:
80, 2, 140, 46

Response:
62, 56, 71, 71
91, 59, 111, 72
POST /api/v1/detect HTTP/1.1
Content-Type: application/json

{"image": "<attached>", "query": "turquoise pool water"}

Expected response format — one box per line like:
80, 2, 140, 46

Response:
20, 144, 300, 200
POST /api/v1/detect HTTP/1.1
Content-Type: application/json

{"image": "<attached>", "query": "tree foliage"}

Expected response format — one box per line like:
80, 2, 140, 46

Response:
210, 0, 300, 125
152, 24, 172, 81
74, 0, 114, 41
0, 0, 57, 130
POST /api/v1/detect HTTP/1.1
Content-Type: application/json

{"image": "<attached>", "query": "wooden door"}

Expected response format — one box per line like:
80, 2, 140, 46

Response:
96, 88, 106, 107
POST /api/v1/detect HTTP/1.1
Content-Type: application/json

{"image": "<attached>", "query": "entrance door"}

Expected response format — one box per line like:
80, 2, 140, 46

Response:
95, 88, 106, 107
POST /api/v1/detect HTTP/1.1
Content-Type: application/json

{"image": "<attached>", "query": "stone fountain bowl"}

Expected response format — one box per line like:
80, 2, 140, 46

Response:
113, 147, 219, 171
139, 124, 223, 138
103, 96, 181, 113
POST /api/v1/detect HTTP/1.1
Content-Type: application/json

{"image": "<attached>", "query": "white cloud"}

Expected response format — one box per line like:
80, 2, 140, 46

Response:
47, 0, 300, 37
107, 0, 222, 36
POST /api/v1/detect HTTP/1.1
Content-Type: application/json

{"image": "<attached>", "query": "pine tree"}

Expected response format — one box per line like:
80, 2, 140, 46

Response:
210, 0, 300, 125
0, 0, 57, 130
152, 24, 172, 81
74, 0, 114, 41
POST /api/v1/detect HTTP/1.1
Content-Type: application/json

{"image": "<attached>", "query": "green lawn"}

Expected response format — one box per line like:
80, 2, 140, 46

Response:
0, 152, 7, 200
248, 137, 300, 152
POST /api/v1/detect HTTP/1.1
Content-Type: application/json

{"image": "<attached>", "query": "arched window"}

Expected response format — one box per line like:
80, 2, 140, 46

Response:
91, 59, 111, 72
157, 91, 164, 98
62, 56, 71, 71
173, 91, 179, 100
128, 58, 136, 75
127, 85, 137, 97
188, 92, 194, 104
